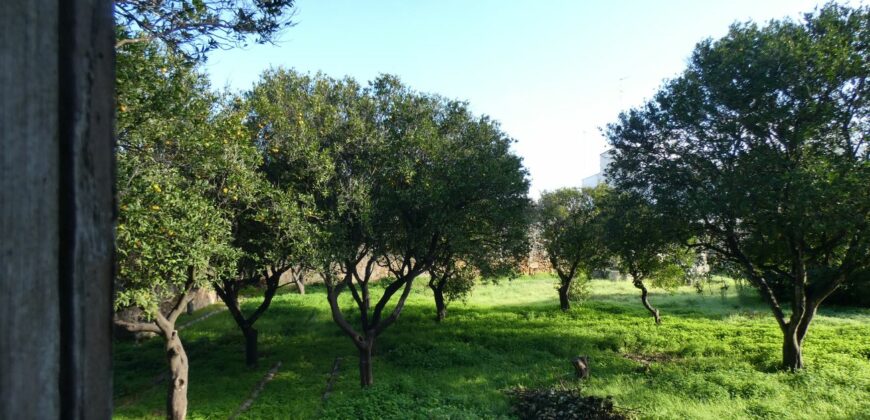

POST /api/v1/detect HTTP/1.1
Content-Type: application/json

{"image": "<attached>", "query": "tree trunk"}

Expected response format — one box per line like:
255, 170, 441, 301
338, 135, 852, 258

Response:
431, 282, 447, 322
243, 326, 259, 368
358, 340, 374, 387
295, 277, 305, 295
782, 303, 816, 371
633, 279, 661, 324
558, 283, 570, 311
165, 330, 189, 420
782, 330, 803, 371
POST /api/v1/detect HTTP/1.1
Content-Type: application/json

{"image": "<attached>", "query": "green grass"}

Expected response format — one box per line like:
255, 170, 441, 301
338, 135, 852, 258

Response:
113, 276, 870, 419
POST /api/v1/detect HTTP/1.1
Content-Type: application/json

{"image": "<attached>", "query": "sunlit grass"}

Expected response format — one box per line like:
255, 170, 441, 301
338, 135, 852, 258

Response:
113, 276, 870, 419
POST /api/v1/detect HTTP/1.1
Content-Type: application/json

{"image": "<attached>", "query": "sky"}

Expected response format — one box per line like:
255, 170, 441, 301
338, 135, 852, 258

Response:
205, 0, 848, 198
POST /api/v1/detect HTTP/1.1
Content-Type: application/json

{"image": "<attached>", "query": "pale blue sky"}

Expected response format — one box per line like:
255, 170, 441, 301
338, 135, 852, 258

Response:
206, 0, 849, 197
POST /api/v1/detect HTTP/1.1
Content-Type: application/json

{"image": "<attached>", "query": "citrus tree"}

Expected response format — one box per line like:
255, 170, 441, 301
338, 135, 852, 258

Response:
606, 4, 870, 370
424, 102, 531, 322
598, 189, 692, 324
209, 100, 318, 368
536, 187, 608, 311
248, 69, 531, 386
114, 41, 239, 419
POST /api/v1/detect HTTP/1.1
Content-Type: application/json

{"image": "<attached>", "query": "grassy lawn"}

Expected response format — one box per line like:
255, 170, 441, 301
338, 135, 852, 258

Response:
113, 275, 870, 419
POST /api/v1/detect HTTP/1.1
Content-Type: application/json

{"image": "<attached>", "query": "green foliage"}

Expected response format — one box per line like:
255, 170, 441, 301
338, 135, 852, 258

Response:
536, 187, 608, 282
428, 103, 531, 281
116, 41, 316, 320
597, 188, 691, 289
435, 263, 477, 304
116, 164, 236, 314
423, 100, 531, 303
608, 3, 870, 289
113, 277, 870, 419
115, 0, 297, 60
564, 271, 591, 303
606, 3, 870, 366
247, 69, 378, 267
247, 67, 530, 309
115, 41, 240, 315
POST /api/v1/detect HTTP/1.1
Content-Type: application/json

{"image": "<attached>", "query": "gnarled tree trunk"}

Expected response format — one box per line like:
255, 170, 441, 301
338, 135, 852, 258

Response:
326, 255, 422, 388
429, 272, 448, 322
782, 331, 803, 371
781, 300, 817, 371
553, 263, 578, 312
165, 330, 189, 420
214, 268, 284, 368
433, 287, 447, 322
115, 280, 198, 420
294, 276, 305, 295
558, 282, 571, 311
632, 278, 661, 324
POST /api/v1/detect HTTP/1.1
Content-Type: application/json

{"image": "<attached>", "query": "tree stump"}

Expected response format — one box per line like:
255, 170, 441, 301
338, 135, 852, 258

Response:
572, 356, 589, 379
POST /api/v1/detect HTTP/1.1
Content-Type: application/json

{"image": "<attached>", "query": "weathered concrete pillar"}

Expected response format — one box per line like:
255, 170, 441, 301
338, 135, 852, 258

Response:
1, 0, 115, 418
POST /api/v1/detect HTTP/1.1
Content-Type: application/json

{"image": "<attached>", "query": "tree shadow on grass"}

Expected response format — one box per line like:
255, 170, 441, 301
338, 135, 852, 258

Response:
113, 283, 870, 419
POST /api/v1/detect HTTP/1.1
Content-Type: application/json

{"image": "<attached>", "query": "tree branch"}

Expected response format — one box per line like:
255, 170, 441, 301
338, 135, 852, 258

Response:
113, 316, 161, 334
247, 267, 286, 326
115, 36, 152, 48
326, 272, 365, 347
167, 266, 197, 326
374, 278, 415, 337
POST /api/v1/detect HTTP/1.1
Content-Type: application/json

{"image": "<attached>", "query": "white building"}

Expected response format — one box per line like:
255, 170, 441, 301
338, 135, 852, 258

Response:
581, 150, 614, 188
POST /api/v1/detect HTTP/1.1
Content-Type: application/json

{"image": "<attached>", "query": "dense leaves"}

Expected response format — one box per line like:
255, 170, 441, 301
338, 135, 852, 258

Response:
606, 3, 870, 369
536, 187, 608, 310
115, 40, 239, 316
246, 68, 531, 384
597, 189, 695, 323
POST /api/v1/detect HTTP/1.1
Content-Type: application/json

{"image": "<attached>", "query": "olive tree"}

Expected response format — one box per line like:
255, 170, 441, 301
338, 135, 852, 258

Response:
606, 4, 870, 370
536, 187, 608, 311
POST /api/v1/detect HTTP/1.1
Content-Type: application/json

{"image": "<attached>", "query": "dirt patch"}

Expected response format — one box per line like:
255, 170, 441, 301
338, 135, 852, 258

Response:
506, 386, 626, 420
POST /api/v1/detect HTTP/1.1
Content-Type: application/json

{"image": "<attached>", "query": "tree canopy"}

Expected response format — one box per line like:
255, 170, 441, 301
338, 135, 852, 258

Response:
597, 189, 693, 324
115, 40, 239, 318
606, 3, 870, 369
115, 39, 247, 419
115, 0, 296, 60
246, 68, 531, 386
536, 186, 608, 311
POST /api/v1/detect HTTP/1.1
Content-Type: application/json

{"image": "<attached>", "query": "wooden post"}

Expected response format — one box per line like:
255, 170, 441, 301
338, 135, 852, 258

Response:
1, 0, 115, 418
